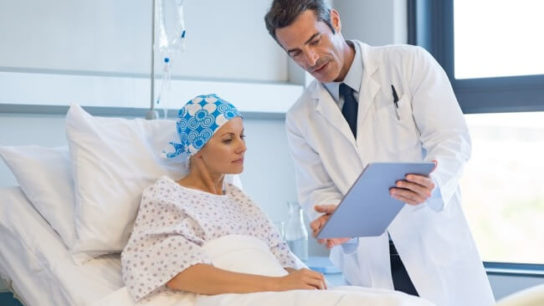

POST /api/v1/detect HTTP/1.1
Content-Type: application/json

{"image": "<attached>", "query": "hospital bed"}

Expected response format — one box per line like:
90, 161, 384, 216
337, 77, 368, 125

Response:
0, 105, 433, 306
0, 186, 123, 306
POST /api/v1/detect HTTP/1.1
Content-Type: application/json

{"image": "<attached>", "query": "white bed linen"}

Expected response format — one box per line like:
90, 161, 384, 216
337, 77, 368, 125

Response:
97, 235, 433, 306
0, 187, 432, 306
0, 187, 123, 306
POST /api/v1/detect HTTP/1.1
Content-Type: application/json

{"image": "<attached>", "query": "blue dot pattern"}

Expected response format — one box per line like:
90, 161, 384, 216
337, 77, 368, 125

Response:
164, 94, 241, 160
121, 176, 297, 301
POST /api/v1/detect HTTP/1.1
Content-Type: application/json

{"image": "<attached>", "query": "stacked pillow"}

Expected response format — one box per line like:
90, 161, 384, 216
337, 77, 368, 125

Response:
0, 104, 242, 264
0, 145, 77, 248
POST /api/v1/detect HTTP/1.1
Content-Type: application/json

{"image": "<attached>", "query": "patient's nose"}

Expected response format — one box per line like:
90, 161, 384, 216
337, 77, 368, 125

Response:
236, 138, 246, 153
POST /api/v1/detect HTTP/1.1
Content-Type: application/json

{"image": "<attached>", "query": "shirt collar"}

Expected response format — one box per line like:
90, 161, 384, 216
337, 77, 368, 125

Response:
324, 41, 363, 102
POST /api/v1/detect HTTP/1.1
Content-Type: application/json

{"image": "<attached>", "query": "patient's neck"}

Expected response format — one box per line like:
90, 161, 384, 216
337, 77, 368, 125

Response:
177, 160, 225, 195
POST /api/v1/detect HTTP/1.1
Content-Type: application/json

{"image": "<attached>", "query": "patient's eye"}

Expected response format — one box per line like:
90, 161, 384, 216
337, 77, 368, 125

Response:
222, 138, 233, 144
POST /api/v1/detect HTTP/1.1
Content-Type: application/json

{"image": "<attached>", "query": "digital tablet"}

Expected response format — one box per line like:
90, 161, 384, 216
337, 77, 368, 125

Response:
316, 162, 435, 239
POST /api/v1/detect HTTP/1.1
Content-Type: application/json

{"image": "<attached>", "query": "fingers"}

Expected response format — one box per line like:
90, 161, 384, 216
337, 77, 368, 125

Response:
405, 174, 435, 189
314, 204, 337, 214
299, 269, 326, 290
325, 237, 351, 248
310, 215, 328, 235
390, 174, 435, 205
396, 179, 430, 197
390, 189, 426, 205
312, 204, 337, 236
312, 204, 344, 246
281, 268, 326, 290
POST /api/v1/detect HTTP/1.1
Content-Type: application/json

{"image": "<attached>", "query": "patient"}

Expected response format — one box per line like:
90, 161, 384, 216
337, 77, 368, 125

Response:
121, 94, 432, 306
122, 94, 325, 301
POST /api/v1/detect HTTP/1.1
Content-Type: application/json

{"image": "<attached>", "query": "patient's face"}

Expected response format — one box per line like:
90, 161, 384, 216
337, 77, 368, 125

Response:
197, 117, 246, 174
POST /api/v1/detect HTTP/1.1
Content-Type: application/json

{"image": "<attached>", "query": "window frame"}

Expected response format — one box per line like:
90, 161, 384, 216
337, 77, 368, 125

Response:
408, 0, 544, 271
408, 0, 544, 114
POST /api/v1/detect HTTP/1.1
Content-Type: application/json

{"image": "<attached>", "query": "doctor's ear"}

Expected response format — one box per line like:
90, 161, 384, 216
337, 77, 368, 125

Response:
330, 9, 342, 33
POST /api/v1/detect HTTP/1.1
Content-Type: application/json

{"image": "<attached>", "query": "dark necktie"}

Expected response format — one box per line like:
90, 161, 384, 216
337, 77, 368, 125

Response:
339, 83, 358, 138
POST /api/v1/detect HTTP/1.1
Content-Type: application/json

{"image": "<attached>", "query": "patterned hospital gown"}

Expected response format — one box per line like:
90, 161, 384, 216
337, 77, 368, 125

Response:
121, 176, 297, 301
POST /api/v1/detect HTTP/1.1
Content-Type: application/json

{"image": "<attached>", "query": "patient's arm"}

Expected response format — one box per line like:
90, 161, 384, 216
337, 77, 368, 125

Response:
166, 264, 325, 295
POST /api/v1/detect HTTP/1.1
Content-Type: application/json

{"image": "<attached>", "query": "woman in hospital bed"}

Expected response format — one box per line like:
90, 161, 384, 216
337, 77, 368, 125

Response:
121, 94, 433, 306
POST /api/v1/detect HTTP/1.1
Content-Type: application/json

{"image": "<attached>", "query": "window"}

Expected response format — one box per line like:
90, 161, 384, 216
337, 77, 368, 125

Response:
461, 112, 544, 264
454, 0, 544, 79
409, 0, 544, 265
409, 0, 544, 114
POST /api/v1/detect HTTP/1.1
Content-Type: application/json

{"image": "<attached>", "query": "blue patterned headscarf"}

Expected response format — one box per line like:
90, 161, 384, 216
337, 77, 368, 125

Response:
163, 94, 242, 160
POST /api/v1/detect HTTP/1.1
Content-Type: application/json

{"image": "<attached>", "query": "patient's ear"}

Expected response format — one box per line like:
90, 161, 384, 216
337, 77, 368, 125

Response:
192, 151, 203, 159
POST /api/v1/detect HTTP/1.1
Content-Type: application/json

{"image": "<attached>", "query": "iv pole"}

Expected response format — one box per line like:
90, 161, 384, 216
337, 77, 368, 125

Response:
146, 0, 159, 120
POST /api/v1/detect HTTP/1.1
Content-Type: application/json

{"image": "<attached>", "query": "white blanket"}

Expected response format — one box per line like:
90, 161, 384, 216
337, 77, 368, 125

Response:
94, 235, 433, 306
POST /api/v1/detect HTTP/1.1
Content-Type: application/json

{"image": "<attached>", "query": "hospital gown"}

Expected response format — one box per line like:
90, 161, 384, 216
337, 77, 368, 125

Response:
121, 176, 297, 301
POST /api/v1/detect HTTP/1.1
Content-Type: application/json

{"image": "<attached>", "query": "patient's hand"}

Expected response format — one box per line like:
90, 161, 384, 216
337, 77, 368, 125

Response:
278, 268, 326, 290
311, 205, 350, 249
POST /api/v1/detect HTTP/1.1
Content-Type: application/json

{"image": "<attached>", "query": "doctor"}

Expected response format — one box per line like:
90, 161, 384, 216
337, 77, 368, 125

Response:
264, 0, 495, 305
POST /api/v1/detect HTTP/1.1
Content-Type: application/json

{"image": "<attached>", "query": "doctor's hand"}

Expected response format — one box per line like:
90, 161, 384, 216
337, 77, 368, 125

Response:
390, 160, 437, 205
311, 205, 351, 249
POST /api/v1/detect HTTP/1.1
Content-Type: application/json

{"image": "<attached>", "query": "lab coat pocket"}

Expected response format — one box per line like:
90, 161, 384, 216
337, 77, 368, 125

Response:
375, 95, 420, 154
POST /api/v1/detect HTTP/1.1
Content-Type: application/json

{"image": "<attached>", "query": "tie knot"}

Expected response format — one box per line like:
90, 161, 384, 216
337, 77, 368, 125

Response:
339, 83, 354, 97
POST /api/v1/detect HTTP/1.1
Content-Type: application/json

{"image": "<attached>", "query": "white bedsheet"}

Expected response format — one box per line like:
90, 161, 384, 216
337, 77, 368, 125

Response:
0, 187, 433, 306
0, 187, 123, 306
96, 235, 433, 306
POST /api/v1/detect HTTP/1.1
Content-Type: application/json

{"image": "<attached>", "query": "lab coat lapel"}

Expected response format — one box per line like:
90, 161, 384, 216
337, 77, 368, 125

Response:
357, 42, 381, 127
312, 82, 357, 146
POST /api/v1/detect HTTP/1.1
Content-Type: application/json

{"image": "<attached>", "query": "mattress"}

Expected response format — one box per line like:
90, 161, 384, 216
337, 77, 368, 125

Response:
0, 187, 123, 306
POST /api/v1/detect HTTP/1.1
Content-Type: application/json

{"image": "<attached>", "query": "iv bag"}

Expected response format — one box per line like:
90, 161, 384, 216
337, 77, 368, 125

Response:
157, 0, 186, 54
155, 0, 186, 118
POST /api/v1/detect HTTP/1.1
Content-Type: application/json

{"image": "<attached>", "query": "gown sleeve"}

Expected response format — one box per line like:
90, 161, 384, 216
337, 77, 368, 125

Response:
265, 217, 299, 269
121, 179, 212, 301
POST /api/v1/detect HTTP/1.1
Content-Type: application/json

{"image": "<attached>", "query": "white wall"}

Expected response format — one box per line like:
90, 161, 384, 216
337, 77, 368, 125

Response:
333, 0, 407, 45
0, 0, 302, 112
0, 0, 285, 81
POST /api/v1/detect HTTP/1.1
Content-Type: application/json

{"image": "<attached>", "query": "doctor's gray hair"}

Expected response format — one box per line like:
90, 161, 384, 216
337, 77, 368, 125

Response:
264, 0, 335, 43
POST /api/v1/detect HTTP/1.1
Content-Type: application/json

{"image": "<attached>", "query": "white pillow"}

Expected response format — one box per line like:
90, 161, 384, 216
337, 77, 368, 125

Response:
0, 145, 76, 248
65, 104, 186, 262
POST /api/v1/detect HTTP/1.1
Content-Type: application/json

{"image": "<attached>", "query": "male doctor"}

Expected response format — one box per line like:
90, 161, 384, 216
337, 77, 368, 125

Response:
265, 1, 494, 305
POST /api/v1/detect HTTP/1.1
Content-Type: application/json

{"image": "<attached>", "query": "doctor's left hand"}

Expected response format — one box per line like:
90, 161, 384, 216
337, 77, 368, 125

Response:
390, 172, 436, 205
311, 204, 351, 249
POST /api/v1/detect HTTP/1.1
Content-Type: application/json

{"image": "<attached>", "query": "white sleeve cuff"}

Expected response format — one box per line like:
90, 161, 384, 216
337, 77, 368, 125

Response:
427, 180, 445, 211
341, 238, 359, 254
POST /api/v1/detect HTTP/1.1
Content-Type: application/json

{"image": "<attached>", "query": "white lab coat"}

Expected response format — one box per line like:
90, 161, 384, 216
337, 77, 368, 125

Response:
285, 42, 495, 306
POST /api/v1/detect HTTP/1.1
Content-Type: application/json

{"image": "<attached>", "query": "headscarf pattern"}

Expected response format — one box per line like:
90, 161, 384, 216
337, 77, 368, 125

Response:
164, 94, 241, 160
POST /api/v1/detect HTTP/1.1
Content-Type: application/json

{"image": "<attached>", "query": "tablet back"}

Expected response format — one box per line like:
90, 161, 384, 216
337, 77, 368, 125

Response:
316, 162, 435, 239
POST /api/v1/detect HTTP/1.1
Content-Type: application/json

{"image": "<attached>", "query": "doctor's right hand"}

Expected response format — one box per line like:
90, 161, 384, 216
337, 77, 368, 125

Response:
311, 205, 351, 249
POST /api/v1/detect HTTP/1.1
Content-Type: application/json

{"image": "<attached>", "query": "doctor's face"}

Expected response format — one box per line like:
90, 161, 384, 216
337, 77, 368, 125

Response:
275, 9, 351, 83
194, 117, 246, 175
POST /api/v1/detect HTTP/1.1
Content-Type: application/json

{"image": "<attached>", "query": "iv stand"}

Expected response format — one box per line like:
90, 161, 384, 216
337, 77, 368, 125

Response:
146, 0, 159, 120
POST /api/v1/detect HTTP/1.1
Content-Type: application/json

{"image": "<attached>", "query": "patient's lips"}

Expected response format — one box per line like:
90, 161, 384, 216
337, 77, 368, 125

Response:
232, 157, 244, 164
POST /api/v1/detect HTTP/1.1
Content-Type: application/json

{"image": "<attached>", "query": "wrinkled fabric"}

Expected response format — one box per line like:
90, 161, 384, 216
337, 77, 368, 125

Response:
121, 176, 296, 301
